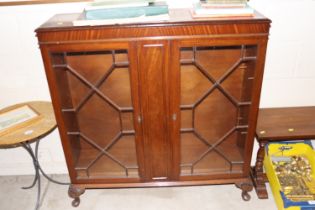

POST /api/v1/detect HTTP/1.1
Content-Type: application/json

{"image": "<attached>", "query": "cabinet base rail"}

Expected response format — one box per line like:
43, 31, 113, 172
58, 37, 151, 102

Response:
68, 177, 253, 207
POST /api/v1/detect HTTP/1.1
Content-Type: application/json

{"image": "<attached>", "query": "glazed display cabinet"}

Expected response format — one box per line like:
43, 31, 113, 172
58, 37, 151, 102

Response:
36, 9, 270, 206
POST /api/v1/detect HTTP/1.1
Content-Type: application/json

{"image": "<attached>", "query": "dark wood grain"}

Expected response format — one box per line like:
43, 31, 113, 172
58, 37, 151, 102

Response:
138, 41, 170, 181
168, 40, 181, 181
128, 42, 146, 181
256, 107, 315, 140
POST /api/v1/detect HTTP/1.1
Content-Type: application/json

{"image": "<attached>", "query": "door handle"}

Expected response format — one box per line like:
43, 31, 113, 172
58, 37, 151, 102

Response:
172, 113, 177, 121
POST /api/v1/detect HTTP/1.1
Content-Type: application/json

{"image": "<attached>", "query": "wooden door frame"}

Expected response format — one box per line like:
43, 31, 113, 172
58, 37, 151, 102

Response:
39, 41, 145, 184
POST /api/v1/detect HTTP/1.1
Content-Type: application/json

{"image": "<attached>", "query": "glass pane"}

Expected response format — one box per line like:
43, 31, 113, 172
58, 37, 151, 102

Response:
121, 112, 134, 131
179, 45, 257, 177
221, 61, 256, 103
181, 110, 193, 129
114, 50, 129, 63
180, 65, 213, 106
193, 151, 231, 175
67, 71, 91, 108
195, 46, 242, 80
75, 136, 100, 178
195, 89, 237, 144
180, 133, 208, 175
108, 135, 138, 177
77, 94, 120, 148
88, 155, 126, 178
99, 67, 132, 108
66, 52, 113, 85
51, 50, 139, 179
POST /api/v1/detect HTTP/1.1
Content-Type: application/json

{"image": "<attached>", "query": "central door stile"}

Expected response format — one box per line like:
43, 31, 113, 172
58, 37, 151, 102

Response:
128, 42, 146, 181
168, 40, 181, 180
137, 40, 173, 181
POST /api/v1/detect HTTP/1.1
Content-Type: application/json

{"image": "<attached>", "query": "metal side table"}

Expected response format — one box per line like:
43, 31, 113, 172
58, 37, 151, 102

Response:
0, 101, 69, 210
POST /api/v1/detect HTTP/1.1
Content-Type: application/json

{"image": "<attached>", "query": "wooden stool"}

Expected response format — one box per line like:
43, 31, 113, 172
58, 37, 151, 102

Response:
0, 101, 69, 210
251, 106, 315, 199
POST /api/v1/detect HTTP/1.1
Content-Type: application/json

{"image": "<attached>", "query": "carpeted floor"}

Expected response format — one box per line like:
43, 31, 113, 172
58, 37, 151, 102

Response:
0, 175, 277, 210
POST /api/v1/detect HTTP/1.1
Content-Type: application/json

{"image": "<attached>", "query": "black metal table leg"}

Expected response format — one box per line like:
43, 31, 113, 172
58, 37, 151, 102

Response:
21, 142, 39, 190
21, 139, 69, 210
34, 139, 69, 186
21, 141, 41, 210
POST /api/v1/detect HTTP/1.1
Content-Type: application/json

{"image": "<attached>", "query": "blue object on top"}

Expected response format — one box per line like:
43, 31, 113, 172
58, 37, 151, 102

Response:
85, 2, 169, 20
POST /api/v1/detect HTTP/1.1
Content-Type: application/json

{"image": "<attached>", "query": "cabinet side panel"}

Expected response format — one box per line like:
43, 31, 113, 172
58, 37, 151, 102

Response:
242, 39, 269, 174
138, 42, 170, 181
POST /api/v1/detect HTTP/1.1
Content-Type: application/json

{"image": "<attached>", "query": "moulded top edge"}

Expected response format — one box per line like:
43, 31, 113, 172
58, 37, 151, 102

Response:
35, 8, 271, 33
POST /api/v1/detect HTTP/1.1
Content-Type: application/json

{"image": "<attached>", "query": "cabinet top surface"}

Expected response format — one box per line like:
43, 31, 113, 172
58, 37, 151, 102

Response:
256, 106, 315, 141
36, 8, 270, 32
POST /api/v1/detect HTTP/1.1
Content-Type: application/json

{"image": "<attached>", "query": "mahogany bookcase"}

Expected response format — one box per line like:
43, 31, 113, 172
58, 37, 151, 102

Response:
36, 9, 270, 206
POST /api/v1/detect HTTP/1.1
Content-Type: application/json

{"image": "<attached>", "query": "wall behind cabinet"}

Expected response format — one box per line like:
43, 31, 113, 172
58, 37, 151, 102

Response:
0, 0, 315, 175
